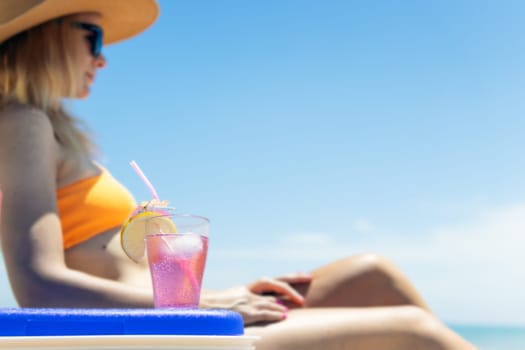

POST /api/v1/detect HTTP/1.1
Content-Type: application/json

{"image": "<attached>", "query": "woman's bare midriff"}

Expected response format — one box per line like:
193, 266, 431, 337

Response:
64, 227, 152, 290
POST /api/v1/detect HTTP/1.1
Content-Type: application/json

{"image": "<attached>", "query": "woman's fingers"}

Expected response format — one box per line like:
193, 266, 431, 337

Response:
276, 272, 313, 285
249, 309, 287, 324
257, 296, 288, 312
242, 308, 286, 325
236, 297, 288, 325
249, 277, 305, 305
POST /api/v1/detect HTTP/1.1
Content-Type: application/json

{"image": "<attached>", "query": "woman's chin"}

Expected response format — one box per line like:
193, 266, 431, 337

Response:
76, 88, 90, 99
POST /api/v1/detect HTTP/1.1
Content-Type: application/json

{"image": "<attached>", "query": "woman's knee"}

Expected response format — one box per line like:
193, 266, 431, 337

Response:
353, 253, 398, 270
306, 254, 399, 305
338, 253, 402, 283
338, 254, 427, 306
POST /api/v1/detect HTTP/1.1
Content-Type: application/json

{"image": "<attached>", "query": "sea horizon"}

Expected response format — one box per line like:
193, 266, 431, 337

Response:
450, 324, 525, 349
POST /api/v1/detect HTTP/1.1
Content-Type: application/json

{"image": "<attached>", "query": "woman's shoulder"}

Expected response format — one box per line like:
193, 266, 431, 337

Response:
0, 102, 54, 138
0, 103, 59, 167
0, 102, 50, 123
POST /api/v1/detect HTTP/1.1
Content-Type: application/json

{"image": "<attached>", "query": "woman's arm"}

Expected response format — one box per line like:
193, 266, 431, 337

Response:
0, 106, 152, 308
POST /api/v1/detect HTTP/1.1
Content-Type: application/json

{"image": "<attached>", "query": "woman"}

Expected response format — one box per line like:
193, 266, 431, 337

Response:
0, 1, 477, 349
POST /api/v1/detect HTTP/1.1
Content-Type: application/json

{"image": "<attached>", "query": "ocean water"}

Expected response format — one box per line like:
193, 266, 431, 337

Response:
451, 324, 525, 350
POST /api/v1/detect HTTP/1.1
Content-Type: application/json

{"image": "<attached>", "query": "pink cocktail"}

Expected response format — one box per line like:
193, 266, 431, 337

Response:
142, 214, 209, 308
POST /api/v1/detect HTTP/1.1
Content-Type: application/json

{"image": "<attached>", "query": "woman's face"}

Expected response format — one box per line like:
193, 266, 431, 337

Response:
68, 13, 107, 98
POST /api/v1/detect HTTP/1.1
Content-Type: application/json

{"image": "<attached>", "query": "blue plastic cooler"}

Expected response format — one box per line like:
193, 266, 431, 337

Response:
0, 308, 258, 350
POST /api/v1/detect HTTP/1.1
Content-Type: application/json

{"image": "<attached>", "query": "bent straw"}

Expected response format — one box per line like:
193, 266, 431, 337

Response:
129, 161, 202, 295
129, 159, 172, 250
130, 160, 159, 200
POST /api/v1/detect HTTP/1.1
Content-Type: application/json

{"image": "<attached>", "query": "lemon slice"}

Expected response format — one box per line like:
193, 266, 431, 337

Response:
120, 211, 177, 263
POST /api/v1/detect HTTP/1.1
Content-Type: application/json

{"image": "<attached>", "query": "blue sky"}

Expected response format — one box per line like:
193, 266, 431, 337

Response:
1, 0, 525, 326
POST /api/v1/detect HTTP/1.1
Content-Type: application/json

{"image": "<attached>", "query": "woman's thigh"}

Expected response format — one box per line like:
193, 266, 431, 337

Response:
245, 306, 475, 350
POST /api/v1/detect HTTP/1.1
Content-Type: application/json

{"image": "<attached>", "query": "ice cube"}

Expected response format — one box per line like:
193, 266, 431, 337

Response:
172, 234, 203, 259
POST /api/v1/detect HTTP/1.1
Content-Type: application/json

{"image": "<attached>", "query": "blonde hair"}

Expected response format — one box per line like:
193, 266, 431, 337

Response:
0, 16, 94, 155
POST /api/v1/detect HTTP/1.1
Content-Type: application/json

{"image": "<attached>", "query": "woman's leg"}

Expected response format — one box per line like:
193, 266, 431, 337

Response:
290, 254, 430, 310
246, 306, 477, 350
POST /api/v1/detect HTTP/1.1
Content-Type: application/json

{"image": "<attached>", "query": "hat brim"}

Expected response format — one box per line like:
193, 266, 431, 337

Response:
0, 0, 159, 45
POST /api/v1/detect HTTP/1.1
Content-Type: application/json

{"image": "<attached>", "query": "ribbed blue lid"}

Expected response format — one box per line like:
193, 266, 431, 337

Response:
0, 308, 244, 336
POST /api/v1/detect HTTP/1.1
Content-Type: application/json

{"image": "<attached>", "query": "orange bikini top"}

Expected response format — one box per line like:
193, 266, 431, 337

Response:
56, 168, 136, 249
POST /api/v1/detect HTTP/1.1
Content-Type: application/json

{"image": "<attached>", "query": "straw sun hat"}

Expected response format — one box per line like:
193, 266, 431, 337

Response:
0, 0, 159, 45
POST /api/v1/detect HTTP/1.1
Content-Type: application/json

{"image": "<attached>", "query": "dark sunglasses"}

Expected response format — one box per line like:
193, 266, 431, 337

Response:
72, 22, 103, 57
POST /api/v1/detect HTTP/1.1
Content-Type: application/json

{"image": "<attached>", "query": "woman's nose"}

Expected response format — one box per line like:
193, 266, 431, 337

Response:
95, 54, 107, 68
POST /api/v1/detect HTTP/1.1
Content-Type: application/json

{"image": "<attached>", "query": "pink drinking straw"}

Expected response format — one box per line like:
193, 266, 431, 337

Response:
130, 160, 160, 200
129, 160, 200, 298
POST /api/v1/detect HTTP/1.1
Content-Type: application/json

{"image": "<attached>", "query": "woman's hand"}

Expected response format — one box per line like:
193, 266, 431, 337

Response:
275, 272, 313, 286
200, 277, 307, 325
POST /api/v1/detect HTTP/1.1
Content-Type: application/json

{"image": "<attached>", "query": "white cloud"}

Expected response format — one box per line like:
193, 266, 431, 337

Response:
352, 219, 373, 233
281, 233, 333, 246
